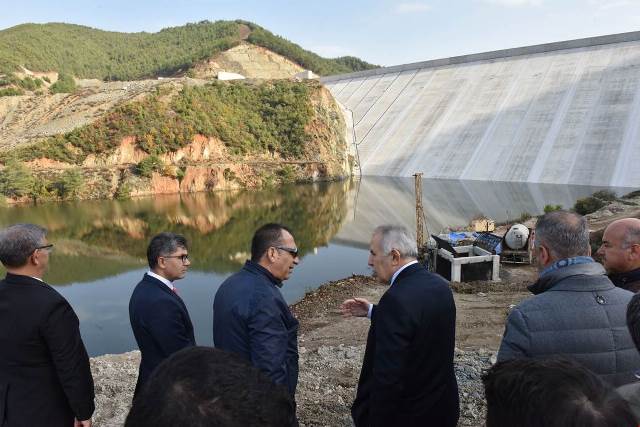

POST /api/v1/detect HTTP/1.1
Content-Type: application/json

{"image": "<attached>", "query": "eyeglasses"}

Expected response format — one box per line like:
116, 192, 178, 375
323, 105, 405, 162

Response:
275, 246, 299, 257
35, 244, 54, 253
162, 254, 190, 263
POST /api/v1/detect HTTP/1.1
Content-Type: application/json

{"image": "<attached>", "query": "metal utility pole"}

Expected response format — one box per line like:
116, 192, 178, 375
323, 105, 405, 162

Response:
414, 173, 426, 262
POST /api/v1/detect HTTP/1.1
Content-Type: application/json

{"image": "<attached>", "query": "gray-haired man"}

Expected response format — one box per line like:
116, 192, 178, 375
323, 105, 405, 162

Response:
498, 210, 640, 386
0, 223, 95, 427
341, 225, 459, 427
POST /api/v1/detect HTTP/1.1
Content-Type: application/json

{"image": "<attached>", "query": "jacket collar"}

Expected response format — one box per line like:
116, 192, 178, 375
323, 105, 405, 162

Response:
243, 260, 283, 288
3, 272, 49, 287
143, 272, 180, 299
609, 267, 640, 290
391, 262, 423, 285
528, 262, 612, 295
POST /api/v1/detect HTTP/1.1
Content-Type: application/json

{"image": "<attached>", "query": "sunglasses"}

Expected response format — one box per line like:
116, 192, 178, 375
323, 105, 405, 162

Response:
275, 246, 298, 257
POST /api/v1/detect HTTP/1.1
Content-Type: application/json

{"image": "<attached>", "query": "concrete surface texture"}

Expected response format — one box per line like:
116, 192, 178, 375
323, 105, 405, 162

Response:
333, 177, 626, 247
322, 32, 640, 187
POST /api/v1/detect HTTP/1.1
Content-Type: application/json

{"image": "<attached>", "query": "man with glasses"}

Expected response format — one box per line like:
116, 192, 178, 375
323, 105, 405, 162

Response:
0, 223, 95, 427
597, 218, 640, 293
129, 232, 195, 397
213, 223, 300, 406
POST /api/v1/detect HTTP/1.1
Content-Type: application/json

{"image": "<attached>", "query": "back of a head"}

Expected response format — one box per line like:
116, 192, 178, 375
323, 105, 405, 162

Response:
250, 223, 292, 262
535, 210, 590, 260
482, 358, 635, 427
0, 223, 46, 268
125, 347, 294, 427
373, 224, 418, 259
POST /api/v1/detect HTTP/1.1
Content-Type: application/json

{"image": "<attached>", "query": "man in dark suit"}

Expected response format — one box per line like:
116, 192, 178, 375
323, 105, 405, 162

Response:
213, 224, 300, 398
0, 223, 95, 427
129, 232, 195, 396
341, 225, 459, 427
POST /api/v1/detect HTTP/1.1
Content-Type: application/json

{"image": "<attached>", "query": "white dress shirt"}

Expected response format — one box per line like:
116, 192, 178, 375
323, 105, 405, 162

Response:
147, 270, 175, 291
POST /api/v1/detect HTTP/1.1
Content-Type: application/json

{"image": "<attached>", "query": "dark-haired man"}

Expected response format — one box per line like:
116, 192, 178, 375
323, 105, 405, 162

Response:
129, 232, 195, 396
213, 223, 300, 399
483, 358, 636, 427
0, 223, 95, 427
125, 347, 296, 427
498, 211, 640, 386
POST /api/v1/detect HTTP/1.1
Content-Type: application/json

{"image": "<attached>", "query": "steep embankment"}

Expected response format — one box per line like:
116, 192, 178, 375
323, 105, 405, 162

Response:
0, 79, 352, 203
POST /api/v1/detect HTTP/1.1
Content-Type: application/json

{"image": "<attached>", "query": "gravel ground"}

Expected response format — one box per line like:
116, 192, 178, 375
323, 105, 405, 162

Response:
296, 344, 493, 427
91, 275, 505, 426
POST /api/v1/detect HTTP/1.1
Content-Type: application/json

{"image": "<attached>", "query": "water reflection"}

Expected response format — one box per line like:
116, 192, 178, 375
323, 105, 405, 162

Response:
0, 177, 633, 356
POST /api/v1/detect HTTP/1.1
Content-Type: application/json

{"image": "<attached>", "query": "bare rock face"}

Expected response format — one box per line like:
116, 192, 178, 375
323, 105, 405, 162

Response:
193, 42, 305, 80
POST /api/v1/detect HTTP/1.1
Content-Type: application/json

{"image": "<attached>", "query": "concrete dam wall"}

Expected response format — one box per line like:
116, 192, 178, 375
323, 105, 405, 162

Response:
321, 32, 640, 188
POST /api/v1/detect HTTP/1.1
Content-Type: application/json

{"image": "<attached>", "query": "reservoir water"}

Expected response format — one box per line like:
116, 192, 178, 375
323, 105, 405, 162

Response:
0, 177, 633, 356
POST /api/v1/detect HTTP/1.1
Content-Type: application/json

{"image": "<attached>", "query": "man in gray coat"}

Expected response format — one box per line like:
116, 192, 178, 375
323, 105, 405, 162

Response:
498, 210, 640, 387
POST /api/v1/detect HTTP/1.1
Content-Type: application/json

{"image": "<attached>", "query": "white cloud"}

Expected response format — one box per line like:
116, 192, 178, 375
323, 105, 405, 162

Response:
478, 0, 542, 6
394, 2, 432, 14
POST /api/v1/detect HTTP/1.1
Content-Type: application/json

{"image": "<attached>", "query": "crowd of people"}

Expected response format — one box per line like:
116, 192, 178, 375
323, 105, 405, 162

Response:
1, 212, 640, 426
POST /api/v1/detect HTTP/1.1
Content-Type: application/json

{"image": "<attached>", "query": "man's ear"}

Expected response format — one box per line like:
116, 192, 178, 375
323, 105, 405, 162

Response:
630, 244, 640, 261
156, 257, 166, 270
538, 245, 551, 266
391, 249, 401, 265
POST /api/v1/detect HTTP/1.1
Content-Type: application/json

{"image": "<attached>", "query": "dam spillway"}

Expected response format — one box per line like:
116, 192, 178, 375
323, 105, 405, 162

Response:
321, 32, 640, 188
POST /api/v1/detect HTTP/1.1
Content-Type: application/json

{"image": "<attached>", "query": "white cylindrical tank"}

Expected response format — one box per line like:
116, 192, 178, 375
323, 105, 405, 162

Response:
505, 224, 529, 250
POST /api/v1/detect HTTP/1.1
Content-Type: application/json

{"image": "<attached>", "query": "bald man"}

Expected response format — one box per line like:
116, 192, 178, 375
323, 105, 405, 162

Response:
597, 218, 640, 293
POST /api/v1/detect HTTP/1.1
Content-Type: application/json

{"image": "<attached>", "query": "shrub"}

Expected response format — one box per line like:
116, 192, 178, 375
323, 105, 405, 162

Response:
50, 73, 76, 93
0, 87, 24, 96
42, 76, 51, 83
114, 182, 131, 200
543, 204, 563, 214
135, 155, 163, 178
574, 197, 605, 215
0, 160, 35, 197
277, 164, 296, 182
54, 169, 84, 199
17, 76, 42, 91
592, 190, 617, 202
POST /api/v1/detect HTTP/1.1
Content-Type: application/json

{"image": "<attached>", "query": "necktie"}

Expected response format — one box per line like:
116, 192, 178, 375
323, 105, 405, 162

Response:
171, 286, 179, 295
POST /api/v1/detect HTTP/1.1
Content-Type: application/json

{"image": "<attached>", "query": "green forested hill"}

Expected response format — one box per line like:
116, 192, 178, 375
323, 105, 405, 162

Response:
0, 20, 376, 80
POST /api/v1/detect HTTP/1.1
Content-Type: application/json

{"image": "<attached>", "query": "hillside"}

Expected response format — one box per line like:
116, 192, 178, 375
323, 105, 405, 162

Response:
0, 20, 376, 80
0, 78, 354, 203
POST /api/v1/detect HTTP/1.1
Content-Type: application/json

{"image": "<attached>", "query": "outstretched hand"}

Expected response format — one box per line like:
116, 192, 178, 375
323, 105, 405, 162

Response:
340, 298, 371, 317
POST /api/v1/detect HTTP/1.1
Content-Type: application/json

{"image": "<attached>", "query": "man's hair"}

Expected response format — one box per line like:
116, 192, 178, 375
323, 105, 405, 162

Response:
373, 225, 418, 259
622, 221, 640, 249
535, 210, 590, 260
146, 232, 188, 269
482, 358, 635, 427
0, 223, 47, 268
125, 347, 295, 427
250, 223, 293, 262
627, 292, 640, 351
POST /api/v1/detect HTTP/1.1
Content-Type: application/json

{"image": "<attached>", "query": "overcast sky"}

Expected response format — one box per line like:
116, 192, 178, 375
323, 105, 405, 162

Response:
2, 0, 640, 67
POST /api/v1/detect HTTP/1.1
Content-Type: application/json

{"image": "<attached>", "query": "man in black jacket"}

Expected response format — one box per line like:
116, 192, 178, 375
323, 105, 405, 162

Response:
0, 223, 94, 427
213, 223, 299, 398
129, 232, 195, 396
341, 225, 459, 427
